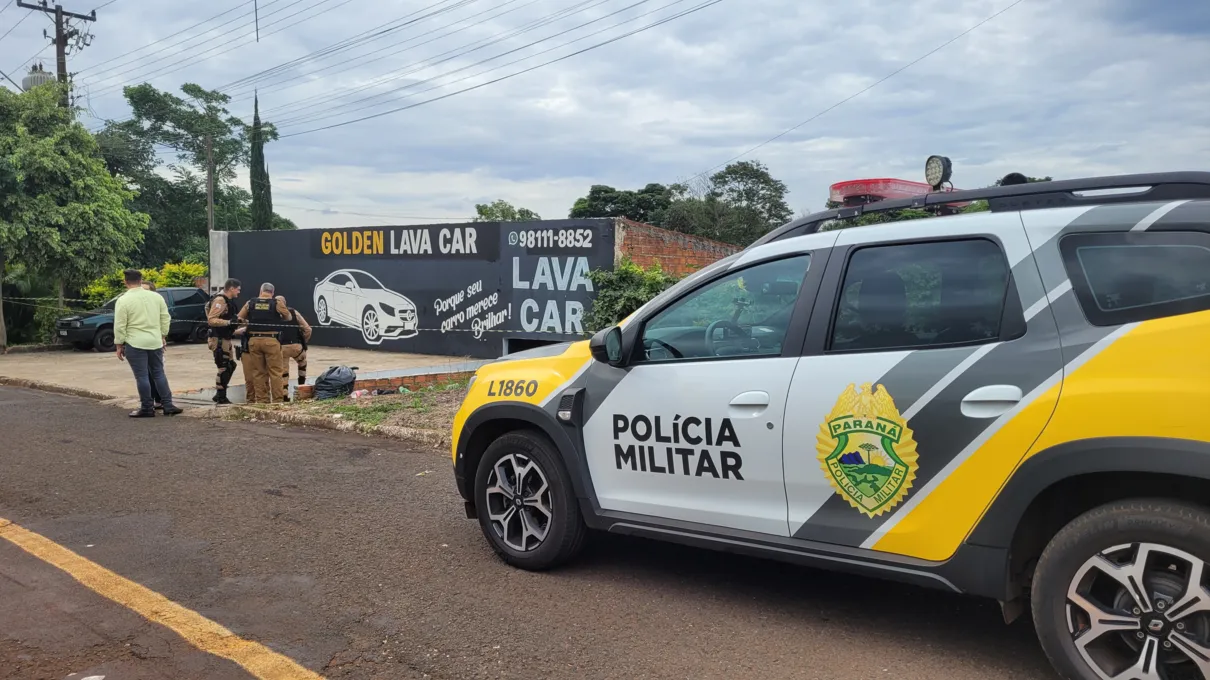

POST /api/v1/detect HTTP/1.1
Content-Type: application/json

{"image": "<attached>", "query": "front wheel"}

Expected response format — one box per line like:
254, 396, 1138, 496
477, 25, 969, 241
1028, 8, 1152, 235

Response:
474, 431, 587, 570
1032, 499, 1210, 680
361, 307, 382, 345
93, 328, 115, 353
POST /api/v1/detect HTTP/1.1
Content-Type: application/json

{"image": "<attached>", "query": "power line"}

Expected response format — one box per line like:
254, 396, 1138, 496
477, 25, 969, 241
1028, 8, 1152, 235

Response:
684, 0, 1028, 182
85, 0, 352, 98
79, 0, 300, 88
76, 0, 255, 75
0, 10, 31, 44
92, 0, 119, 10
281, 0, 722, 137
274, 0, 692, 129
219, 0, 475, 94
224, 0, 540, 105
262, 0, 608, 121
271, 0, 642, 127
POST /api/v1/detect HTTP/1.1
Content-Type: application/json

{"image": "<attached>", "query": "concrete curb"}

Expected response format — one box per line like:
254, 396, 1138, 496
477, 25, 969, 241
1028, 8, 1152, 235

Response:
2, 343, 75, 355
0, 376, 114, 401
218, 404, 451, 450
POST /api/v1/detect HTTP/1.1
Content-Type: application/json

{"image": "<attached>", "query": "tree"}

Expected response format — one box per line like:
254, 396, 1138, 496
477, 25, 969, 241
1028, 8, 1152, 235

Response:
115, 82, 261, 182
249, 94, 274, 231
568, 183, 676, 224
474, 199, 540, 222
0, 83, 148, 348
96, 83, 295, 265
658, 161, 794, 246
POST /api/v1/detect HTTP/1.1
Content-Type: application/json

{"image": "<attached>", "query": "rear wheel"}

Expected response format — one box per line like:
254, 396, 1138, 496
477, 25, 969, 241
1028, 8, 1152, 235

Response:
361, 307, 382, 345
189, 324, 209, 343
93, 328, 115, 353
316, 297, 331, 326
474, 431, 587, 570
1032, 499, 1210, 680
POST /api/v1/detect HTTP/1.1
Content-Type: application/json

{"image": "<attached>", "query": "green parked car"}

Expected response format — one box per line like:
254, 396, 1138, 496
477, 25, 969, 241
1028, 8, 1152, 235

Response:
55, 287, 211, 352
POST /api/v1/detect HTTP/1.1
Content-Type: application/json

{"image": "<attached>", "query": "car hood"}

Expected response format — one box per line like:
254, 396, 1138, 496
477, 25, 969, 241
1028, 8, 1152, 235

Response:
488, 341, 577, 364
58, 309, 112, 322
361, 289, 415, 309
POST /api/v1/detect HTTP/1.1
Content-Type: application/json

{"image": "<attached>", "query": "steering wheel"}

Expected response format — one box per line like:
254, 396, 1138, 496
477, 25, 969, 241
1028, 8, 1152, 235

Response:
705, 319, 750, 356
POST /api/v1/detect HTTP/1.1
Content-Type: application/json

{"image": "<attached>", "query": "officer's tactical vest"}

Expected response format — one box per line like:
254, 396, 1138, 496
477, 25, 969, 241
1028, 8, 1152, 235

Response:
279, 310, 304, 347
208, 294, 236, 339
246, 298, 281, 336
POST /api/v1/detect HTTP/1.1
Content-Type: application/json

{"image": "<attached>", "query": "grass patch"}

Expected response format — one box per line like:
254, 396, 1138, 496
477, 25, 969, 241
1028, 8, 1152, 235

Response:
324, 403, 406, 427
289, 379, 471, 433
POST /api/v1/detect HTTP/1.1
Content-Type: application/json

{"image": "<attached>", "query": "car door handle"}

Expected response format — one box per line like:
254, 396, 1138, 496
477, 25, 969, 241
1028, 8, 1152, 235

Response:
960, 385, 1023, 419
729, 391, 769, 417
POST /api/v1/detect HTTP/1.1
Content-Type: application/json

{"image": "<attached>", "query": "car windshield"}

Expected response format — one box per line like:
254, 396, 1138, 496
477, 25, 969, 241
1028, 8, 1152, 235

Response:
100, 297, 118, 311
349, 271, 383, 289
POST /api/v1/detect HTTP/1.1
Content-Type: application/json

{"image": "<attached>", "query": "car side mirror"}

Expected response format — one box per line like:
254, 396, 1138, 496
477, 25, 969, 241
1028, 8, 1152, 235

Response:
589, 326, 625, 367
344, 282, 354, 290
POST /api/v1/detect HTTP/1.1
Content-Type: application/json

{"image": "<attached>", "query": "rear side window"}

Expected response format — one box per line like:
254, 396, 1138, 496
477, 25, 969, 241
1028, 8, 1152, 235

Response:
829, 238, 1017, 353
1061, 231, 1210, 326
173, 289, 206, 304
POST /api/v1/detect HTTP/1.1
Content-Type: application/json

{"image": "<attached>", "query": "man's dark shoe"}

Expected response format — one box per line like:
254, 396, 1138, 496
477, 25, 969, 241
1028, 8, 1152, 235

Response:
154, 402, 164, 411
213, 389, 231, 405
129, 409, 155, 418
161, 406, 184, 416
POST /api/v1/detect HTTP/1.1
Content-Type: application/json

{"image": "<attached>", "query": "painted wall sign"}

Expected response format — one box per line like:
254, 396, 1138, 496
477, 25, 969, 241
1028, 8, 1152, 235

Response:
227, 220, 616, 358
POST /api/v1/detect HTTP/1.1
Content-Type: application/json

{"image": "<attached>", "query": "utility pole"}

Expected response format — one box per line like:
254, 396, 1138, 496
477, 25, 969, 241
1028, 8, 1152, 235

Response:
206, 135, 215, 234
17, 1, 96, 105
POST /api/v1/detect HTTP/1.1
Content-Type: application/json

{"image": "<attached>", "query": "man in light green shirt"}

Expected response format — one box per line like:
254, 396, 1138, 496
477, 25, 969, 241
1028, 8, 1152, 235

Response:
114, 269, 182, 417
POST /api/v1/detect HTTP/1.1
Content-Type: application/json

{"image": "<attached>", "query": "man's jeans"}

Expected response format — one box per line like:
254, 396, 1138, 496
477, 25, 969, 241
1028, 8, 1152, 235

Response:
126, 346, 174, 412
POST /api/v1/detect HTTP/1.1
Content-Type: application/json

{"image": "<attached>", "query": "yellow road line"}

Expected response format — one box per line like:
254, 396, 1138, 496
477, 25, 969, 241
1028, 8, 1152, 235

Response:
0, 517, 324, 680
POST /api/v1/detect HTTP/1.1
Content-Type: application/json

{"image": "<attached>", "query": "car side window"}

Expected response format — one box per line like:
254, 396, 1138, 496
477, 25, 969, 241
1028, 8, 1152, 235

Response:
1060, 231, 1210, 326
829, 239, 1013, 353
638, 255, 810, 362
329, 274, 352, 287
173, 289, 205, 305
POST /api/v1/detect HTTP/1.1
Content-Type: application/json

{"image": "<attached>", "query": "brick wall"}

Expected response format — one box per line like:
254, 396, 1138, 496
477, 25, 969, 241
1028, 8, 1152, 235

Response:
614, 218, 739, 277
295, 370, 474, 400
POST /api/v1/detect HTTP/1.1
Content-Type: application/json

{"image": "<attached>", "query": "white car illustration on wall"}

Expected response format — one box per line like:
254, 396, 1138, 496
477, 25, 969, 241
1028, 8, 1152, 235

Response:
313, 269, 419, 345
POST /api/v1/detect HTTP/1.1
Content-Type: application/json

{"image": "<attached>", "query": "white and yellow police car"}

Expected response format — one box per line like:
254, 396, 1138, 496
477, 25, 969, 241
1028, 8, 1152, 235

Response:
452, 172, 1210, 680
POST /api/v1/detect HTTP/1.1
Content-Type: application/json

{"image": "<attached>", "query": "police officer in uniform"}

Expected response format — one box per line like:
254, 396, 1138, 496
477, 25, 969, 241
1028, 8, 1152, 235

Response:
237, 282, 290, 404
206, 279, 243, 405
277, 302, 313, 388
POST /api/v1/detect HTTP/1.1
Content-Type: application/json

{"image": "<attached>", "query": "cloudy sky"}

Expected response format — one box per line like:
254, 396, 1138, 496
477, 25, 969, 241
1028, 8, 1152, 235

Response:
2, 0, 1207, 229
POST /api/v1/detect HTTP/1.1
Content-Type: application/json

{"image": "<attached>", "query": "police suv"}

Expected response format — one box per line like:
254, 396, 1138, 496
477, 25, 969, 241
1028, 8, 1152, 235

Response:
451, 172, 1210, 680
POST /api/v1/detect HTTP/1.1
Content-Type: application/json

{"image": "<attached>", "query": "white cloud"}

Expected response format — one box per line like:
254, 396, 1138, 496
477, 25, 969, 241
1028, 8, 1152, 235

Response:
0, 0, 1206, 222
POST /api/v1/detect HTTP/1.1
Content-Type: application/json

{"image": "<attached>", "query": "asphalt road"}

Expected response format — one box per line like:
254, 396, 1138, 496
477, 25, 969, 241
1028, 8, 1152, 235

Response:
0, 387, 1059, 680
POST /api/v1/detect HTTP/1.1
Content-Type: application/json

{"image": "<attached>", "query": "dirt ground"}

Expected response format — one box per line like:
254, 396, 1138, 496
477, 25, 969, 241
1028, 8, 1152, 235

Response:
0, 343, 471, 399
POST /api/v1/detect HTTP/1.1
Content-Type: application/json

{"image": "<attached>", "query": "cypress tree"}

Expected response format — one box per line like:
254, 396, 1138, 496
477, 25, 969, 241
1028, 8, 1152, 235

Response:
250, 94, 272, 231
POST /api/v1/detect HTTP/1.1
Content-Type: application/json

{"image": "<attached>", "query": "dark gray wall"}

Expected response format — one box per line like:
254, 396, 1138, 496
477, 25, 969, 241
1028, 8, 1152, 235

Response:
227, 220, 616, 358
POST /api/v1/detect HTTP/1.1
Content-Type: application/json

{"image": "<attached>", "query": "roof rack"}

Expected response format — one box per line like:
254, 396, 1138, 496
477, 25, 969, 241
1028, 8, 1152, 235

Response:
757, 171, 1210, 246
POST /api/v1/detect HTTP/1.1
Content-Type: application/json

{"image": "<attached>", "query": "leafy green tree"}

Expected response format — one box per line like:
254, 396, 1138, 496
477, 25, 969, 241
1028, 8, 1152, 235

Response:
96, 84, 295, 265
474, 199, 540, 222
583, 258, 679, 333
569, 183, 676, 224
250, 95, 274, 231
0, 83, 148, 348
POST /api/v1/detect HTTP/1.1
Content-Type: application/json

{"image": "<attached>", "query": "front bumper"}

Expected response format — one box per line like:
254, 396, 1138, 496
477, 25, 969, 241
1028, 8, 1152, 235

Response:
380, 317, 419, 339
56, 326, 95, 344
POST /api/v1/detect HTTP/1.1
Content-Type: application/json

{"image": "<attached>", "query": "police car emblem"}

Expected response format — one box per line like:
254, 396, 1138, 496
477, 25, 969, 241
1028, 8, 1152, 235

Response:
816, 383, 919, 519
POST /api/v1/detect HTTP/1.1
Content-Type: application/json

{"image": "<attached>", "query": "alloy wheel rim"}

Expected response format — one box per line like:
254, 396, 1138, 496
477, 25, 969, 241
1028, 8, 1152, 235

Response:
484, 453, 553, 552
363, 310, 379, 341
1067, 542, 1210, 679
317, 299, 328, 322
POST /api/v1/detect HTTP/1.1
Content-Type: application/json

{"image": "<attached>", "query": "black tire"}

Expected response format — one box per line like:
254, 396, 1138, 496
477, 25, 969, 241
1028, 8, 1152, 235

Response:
189, 324, 209, 343
93, 327, 115, 353
1031, 499, 1210, 680
474, 430, 588, 571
